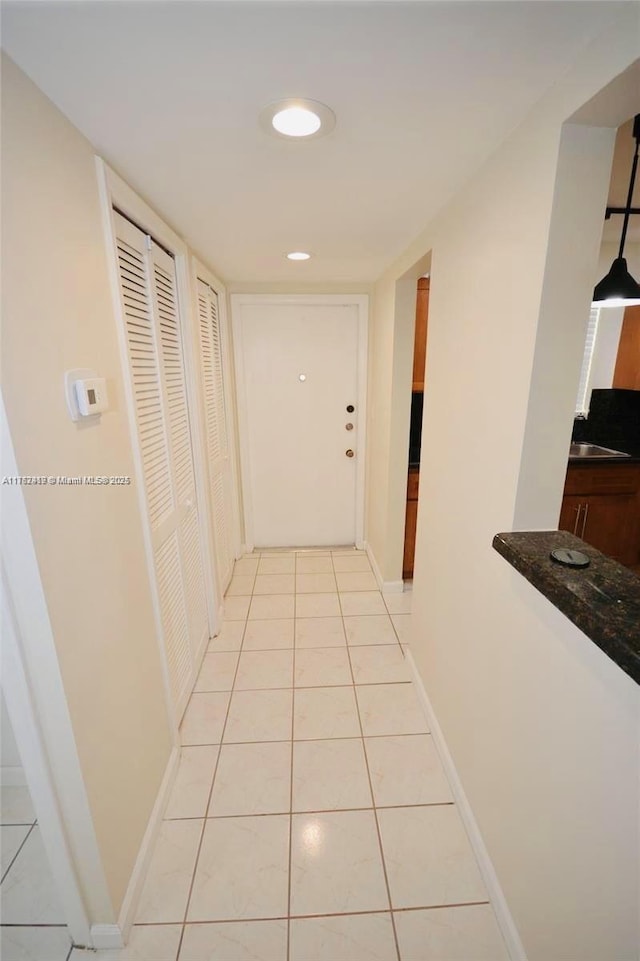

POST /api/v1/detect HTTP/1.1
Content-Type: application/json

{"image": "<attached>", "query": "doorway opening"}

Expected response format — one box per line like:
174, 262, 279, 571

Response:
556, 115, 640, 574
403, 276, 429, 580
383, 252, 432, 588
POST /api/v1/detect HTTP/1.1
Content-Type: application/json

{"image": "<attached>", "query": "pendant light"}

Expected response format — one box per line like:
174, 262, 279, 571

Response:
593, 114, 640, 307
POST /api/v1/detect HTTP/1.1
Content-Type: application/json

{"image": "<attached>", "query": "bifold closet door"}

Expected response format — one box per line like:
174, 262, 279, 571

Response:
113, 211, 208, 719
196, 279, 235, 592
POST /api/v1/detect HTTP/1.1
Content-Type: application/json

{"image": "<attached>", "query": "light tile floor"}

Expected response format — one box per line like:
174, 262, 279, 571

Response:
1, 784, 73, 961
65, 548, 508, 960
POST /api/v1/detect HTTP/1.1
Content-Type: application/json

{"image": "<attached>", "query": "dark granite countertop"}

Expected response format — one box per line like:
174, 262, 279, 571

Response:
568, 455, 640, 465
493, 530, 640, 685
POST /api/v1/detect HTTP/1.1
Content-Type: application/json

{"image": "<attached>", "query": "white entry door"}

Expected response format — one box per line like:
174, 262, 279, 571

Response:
233, 299, 366, 548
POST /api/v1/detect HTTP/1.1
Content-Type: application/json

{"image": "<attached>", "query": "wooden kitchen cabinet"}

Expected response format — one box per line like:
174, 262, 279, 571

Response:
559, 462, 640, 567
412, 277, 429, 391
403, 278, 429, 578
403, 469, 419, 579
613, 304, 640, 390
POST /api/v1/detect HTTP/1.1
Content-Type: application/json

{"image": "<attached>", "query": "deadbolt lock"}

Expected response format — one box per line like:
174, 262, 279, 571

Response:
346, 449, 355, 458
346, 405, 355, 413
345, 423, 354, 431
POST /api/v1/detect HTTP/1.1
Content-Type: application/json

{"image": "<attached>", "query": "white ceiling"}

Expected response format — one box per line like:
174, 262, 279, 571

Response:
1, 1, 625, 283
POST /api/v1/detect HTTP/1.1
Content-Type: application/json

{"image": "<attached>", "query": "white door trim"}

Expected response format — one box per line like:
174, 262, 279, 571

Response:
1, 395, 111, 949
229, 304, 256, 552
95, 159, 218, 727
190, 257, 242, 590
231, 293, 368, 551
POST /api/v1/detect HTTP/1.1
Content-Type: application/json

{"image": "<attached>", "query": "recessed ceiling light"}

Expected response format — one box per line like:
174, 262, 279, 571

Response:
287, 251, 311, 261
260, 99, 336, 140
273, 106, 321, 138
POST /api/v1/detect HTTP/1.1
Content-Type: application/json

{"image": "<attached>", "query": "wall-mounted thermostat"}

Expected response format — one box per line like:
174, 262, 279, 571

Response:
65, 369, 109, 422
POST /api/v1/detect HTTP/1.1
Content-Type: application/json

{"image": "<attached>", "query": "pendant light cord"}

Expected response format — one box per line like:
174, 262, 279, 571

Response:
618, 114, 640, 260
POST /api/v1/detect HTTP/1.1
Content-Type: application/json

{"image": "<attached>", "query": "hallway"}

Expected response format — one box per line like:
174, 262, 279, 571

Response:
3, 7, 639, 956
70, 549, 508, 960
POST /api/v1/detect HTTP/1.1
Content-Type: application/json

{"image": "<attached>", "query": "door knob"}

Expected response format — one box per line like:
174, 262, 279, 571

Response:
346, 449, 355, 458
345, 423, 354, 431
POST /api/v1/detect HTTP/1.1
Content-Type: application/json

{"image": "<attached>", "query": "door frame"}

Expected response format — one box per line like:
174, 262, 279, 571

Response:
95, 159, 219, 730
1, 396, 111, 949
190, 256, 242, 597
231, 293, 368, 550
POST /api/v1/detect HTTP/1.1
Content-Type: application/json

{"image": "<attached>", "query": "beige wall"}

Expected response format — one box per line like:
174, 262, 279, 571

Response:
366, 9, 640, 960
1, 55, 172, 916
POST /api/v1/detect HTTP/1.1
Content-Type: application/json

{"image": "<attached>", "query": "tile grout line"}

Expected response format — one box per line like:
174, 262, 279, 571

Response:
174, 603, 250, 960
334, 551, 402, 961
181, 730, 432, 748
381, 586, 411, 655
228, 607, 400, 624
286, 561, 299, 961
207, 642, 407, 657
229, 593, 404, 601
225, 563, 257, 598
388, 608, 407, 656
0, 923, 70, 928
194, 678, 413, 695
163, 800, 455, 821
132, 899, 491, 927
0, 821, 36, 886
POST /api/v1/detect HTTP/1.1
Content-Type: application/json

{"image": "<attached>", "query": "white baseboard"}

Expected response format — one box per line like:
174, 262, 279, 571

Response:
116, 745, 180, 942
91, 924, 125, 950
382, 579, 404, 594
195, 629, 209, 674
364, 541, 384, 589
405, 650, 527, 961
0, 765, 27, 786
364, 542, 405, 594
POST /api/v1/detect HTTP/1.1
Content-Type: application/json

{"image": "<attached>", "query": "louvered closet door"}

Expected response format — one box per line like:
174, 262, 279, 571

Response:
114, 212, 208, 720
196, 279, 235, 591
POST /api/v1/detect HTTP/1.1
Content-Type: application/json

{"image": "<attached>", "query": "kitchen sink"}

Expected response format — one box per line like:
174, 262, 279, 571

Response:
569, 442, 631, 460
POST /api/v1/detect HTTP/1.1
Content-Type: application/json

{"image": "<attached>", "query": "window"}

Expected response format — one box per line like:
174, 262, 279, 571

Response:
575, 305, 600, 416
